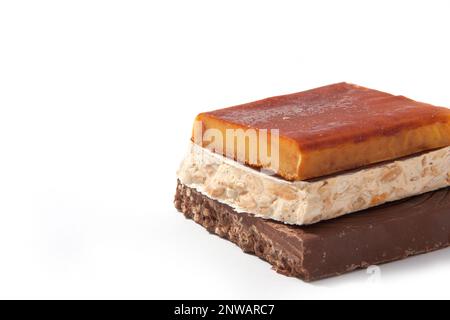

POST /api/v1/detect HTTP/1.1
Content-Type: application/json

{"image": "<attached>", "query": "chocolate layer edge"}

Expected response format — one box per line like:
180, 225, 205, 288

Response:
174, 181, 450, 281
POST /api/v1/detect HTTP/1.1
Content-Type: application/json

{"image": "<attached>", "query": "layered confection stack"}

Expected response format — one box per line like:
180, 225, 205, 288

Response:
175, 83, 450, 281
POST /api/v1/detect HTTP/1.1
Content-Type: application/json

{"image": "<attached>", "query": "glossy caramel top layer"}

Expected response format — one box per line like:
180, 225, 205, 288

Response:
203, 82, 450, 151
194, 83, 450, 180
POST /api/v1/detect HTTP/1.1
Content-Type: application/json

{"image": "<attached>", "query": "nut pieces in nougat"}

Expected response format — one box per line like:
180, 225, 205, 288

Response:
175, 82, 450, 281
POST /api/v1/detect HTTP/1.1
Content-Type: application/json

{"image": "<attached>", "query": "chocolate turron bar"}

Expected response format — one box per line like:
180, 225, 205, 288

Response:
175, 83, 450, 281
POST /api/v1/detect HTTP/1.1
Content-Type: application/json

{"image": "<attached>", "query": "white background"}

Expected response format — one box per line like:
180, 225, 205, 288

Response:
0, 0, 449, 299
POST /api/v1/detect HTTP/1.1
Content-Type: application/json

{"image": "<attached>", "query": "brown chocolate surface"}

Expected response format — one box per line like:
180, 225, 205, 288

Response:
175, 181, 450, 281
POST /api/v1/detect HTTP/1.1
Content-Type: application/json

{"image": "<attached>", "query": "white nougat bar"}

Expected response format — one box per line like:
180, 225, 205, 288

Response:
177, 143, 450, 225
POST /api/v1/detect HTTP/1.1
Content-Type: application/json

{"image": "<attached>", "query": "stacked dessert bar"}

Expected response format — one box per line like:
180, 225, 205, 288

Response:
174, 82, 450, 281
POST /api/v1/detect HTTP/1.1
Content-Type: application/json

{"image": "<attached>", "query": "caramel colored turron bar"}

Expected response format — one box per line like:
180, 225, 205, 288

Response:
193, 82, 450, 181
